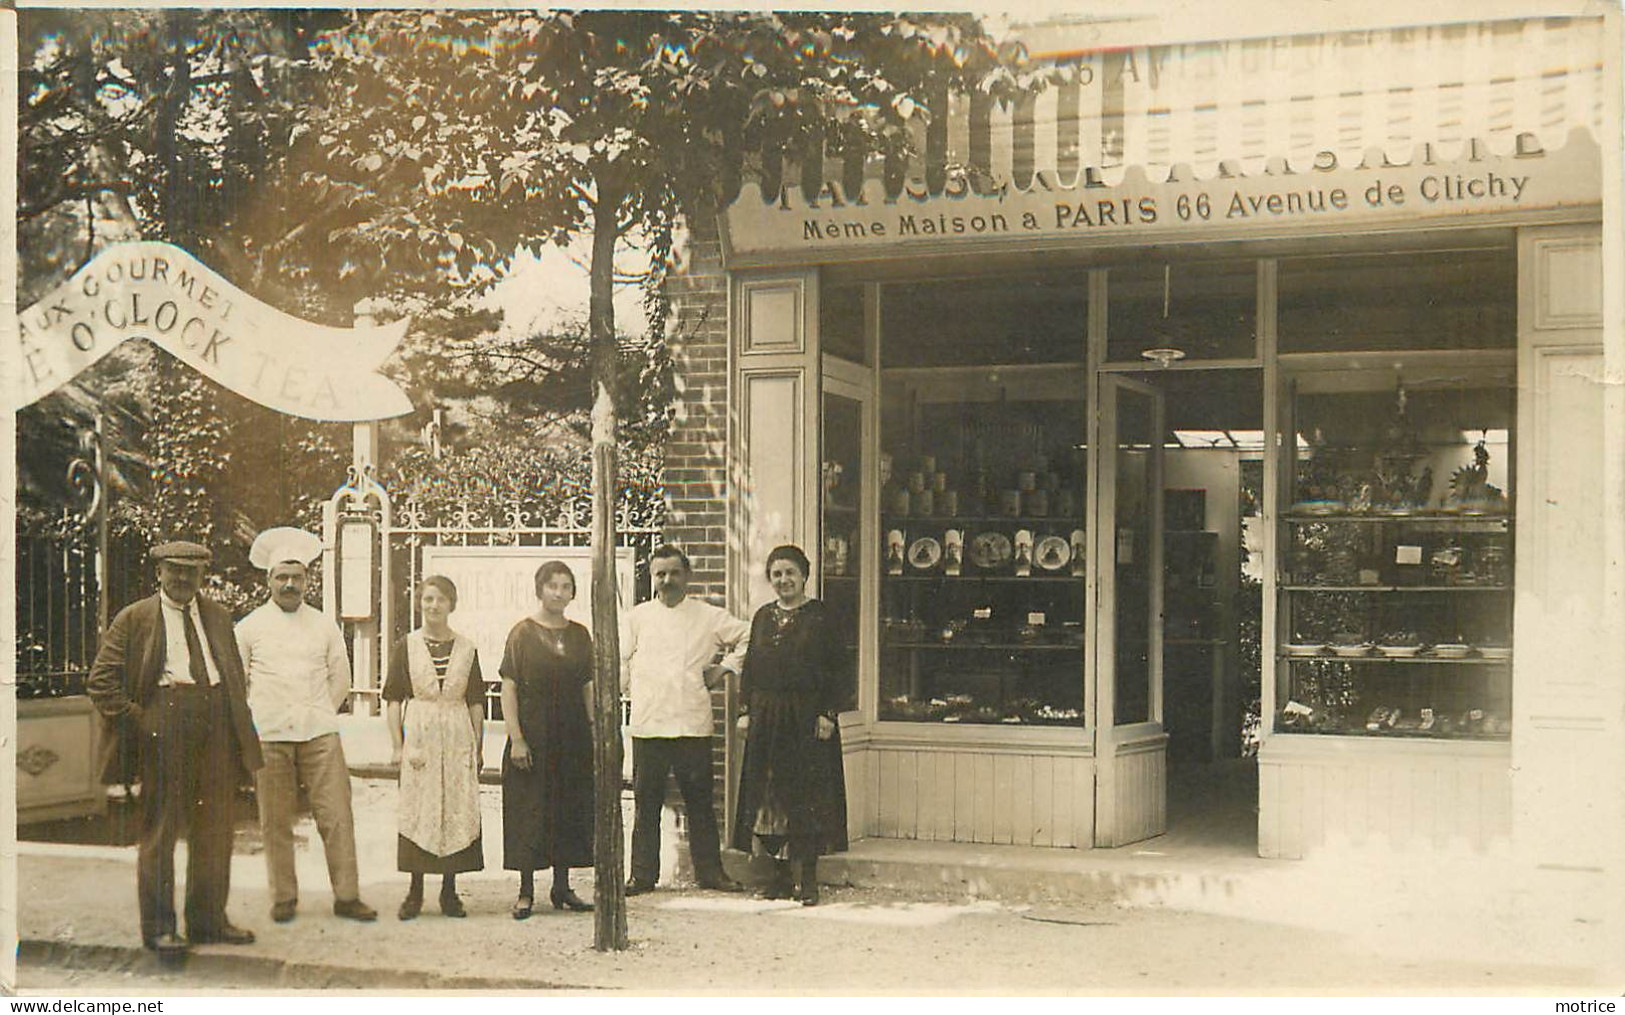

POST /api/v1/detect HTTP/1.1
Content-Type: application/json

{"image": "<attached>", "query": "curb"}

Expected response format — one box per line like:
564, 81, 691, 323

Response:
19, 939, 599, 992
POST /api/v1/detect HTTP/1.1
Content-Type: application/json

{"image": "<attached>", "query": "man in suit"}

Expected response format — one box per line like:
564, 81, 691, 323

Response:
87, 540, 264, 954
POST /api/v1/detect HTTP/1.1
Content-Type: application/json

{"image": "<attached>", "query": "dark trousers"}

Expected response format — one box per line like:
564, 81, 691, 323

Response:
137, 685, 237, 942
630, 736, 723, 884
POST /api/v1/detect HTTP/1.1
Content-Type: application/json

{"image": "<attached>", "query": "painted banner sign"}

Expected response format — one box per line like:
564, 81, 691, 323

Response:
723, 135, 1601, 265
15, 241, 413, 421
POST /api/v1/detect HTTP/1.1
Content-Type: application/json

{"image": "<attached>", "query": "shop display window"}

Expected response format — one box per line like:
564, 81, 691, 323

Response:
881, 275, 1089, 368
877, 276, 1088, 725
821, 283, 868, 365
1278, 248, 1516, 354
1275, 377, 1514, 739
821, 390, 863, 713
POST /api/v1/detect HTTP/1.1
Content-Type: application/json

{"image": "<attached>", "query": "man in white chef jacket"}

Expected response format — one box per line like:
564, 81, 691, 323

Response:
237, 527, 376, 924
621, 544, 750, 894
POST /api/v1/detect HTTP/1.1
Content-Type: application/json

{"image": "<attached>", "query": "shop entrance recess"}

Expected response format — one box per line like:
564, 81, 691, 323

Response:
1092, 374, 1168, 846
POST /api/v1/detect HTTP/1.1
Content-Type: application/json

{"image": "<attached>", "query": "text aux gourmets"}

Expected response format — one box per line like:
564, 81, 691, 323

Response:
18, 253, 240, 384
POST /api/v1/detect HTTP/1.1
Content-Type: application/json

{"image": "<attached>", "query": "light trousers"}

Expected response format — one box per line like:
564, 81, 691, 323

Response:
254, 732, 361, 905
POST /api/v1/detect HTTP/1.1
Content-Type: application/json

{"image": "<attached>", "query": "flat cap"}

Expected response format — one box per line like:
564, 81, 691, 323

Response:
151, 540, 211, 564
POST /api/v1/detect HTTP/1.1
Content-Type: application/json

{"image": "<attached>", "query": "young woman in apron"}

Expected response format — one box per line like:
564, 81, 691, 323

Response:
384, 575, 486, 918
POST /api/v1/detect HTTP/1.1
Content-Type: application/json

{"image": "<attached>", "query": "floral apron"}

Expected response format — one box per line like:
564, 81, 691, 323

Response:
398, 632, 481, 858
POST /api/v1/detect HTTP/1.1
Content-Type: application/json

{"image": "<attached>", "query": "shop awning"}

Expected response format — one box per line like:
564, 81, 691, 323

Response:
740, 16, 1606, 205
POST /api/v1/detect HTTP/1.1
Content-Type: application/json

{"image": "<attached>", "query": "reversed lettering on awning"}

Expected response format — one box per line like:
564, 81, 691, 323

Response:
722, 17, 1606, 261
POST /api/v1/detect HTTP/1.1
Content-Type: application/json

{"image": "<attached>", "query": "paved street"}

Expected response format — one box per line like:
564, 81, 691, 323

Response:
13, 777, 1601, 994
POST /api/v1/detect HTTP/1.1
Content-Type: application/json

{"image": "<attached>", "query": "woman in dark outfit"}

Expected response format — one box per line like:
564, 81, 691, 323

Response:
500, 560, 595, 918
732, 544, 848, 905
384, 575, 486, 919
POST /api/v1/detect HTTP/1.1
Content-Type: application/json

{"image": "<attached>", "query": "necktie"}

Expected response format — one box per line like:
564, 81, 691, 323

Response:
182, 607, 211, 685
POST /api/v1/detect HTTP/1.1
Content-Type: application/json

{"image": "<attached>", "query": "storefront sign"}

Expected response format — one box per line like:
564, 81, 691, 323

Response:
14, 241, 413, 421
722, 135, 1600, 264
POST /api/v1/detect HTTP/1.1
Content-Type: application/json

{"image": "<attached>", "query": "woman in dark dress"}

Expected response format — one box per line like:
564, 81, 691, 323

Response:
500, 560, 595, 918
383, 575, 486, 920
732, 544, 848, 906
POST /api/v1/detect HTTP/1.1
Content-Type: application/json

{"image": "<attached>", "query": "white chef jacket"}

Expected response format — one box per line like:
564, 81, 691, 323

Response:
158, 592, 222, 687
236, 601, 351, 743
620, 596, 749, 738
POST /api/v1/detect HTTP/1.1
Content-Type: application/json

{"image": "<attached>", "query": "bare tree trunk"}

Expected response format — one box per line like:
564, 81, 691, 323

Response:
588, 174, 629, 952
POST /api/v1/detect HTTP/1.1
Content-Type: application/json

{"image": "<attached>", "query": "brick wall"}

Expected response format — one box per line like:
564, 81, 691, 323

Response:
663, 207, 737, 833
663, 208, 730, 602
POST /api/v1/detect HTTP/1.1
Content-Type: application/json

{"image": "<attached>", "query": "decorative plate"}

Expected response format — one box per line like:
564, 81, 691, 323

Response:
1035, 535, 1072, 571
1285, 643, 1326, 657
907, 536, 942, 570
1376, 644, 1424, 658
1431, 643, 1471, 659
968, 531, 1013, 570
1477, 646, 1512, 660
1330, 643, 1373, 658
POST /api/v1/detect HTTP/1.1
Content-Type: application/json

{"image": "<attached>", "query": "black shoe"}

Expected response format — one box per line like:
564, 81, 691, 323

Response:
439, 892, 467, 918
333, 899, 377, 922
512, 895, 533, 921
270, 900, 297, 923
697, 874, 745, 893
624, 879, 656, 896
191, 923, 255, 945
398, 894, 423, 921
551, 887, 594, 912
797, 882, 821, 907
144, 932, 189, 954
760, 863, 794, 900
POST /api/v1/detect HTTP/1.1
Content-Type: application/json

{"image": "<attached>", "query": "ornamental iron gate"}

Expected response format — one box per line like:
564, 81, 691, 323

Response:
325, 464, 662, 719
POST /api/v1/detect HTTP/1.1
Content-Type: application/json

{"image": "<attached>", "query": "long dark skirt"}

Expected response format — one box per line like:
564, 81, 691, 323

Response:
502, 738, 594, 871
397, 834, 484, 875
731, 691, 847, 856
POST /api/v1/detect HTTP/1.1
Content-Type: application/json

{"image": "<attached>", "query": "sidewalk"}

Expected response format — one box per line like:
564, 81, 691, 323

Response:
14, 773, 1605, 993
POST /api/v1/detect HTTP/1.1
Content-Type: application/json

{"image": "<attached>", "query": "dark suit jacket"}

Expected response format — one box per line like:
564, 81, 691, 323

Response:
86, 593, 264, 786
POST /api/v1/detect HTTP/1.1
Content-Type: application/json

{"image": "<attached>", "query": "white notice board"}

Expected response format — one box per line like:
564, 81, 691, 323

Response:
416, 544, 636, 681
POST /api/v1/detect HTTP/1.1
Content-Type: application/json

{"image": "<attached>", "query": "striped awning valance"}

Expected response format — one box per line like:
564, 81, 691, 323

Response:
740, 16, 1606, 206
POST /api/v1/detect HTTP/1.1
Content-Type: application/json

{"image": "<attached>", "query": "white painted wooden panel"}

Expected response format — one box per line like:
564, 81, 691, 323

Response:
739, 372, 802, 610
898, 752, 919, 840
741, 283, 803, 353
1534, 238, 1604, 329
1257, 741, 1513, 859
846, 746, 868, 838
1513, 337, 1610, 874
863, 745, 1095, 847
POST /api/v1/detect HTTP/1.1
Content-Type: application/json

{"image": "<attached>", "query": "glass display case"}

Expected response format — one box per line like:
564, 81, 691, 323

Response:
1274, 372, 1514, 739
876, 386, 1088, 724
821, 389, 863, 713
875, 273, 1089, 725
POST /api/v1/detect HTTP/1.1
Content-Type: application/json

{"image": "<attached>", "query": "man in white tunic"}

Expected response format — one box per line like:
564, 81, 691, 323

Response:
237, 527, 376, 924
621, 544, 750, 894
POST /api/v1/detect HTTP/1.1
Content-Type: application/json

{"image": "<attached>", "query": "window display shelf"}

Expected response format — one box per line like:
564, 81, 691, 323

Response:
1280, 584, 1510, 593
1284, 513, 1510, 528
1273, 723, 1511, 742
886, 641, 1084, 652
1277, 652, 1510, 665
884, 515, 1085, 526
885, 574, 1084, 583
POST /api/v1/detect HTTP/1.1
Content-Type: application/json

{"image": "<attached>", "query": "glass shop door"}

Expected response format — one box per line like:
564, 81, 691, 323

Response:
1093, 373, 1169, 846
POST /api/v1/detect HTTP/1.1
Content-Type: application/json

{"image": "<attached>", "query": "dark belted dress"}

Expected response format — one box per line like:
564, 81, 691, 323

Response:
731, 599, 848, 857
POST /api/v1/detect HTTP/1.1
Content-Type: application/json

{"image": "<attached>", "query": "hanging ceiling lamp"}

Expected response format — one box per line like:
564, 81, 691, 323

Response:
1141, 263, 1187, 369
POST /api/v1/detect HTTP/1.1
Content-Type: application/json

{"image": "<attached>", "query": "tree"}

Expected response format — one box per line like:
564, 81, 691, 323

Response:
307, 10, 1032, 950
17, 9, 355, 605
